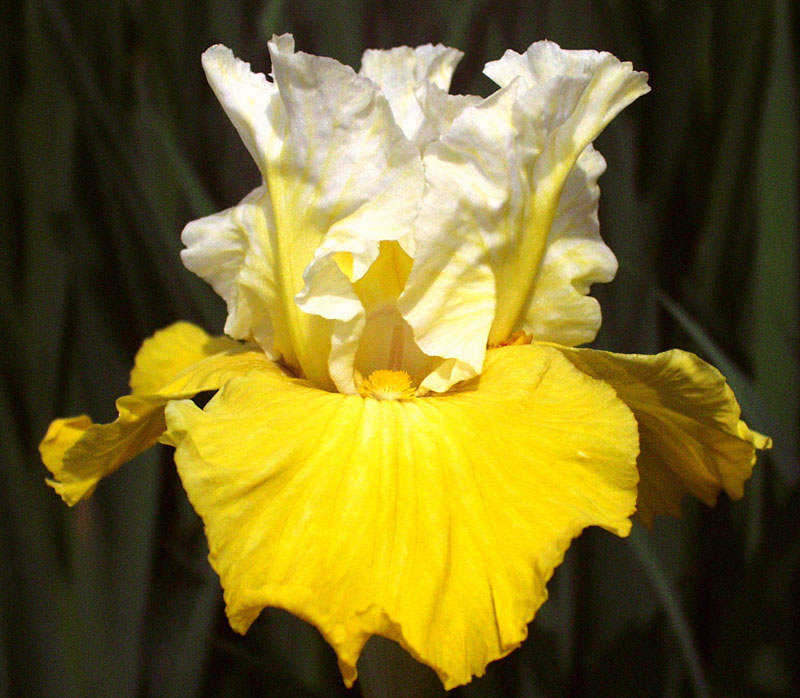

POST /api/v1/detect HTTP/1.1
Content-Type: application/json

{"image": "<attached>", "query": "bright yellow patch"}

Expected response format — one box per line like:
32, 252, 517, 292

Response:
550, 344, 771, 524
359, 370, 416, 400
163, 344, 639, 689
40, 322, 273, 505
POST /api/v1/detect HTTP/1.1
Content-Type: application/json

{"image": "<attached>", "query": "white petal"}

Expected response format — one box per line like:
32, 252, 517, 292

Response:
360, 44, 463, 142
524, 145, 618, 345
267, 36, 424, 391
399, 41, 647, 390
398, 87, 520, 390
201, 45, 283, 174
180, 186, 280, 359
185, 37, 424, 391
483, 41, 648, 343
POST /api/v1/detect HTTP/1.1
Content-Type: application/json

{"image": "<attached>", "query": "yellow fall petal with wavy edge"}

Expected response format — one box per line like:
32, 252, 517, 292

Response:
550, 344, 771, 524
163, 344, 639, 689
40, 322, 274, 505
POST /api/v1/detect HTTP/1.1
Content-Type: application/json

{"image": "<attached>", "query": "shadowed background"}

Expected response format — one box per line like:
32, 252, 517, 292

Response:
2, 1, 798, 696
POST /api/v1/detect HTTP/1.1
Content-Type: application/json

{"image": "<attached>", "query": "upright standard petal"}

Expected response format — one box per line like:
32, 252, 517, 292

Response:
181, 187, 282, 358
398, 86, 519, 391
399, 41, 648, 390
523, 145, 617, 345
359, 44, 464, 143
184, 38, 423, 391
484, 41, 649, 344
40, 323, 273, 505
551, 345, 771, 524
201, 44, 283, 175
164, 344, 639, 688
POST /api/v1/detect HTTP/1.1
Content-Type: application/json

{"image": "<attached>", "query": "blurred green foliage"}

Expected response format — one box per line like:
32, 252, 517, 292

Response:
2, 1, 798, 696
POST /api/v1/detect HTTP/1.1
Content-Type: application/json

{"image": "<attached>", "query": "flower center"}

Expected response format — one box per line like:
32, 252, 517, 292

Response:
359, 370, 417, 400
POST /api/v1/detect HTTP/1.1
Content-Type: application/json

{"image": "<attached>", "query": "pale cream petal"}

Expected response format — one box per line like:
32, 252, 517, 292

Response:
523, 145, 618, 345
165, 343, 639, 689
359, 44, 463, 142
398, 86, 519, 390
201, 44, 283, 174
265, 37, 424, 391
551, 345, 771, 524
184, 38, 424, 391
483, 41, 650, 343
399, 42, 647, 389
180, 186, 282, 358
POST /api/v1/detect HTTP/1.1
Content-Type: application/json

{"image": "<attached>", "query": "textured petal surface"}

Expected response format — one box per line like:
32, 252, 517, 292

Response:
399, 41, 648, 390
398, 87, 518, 390
184, 38, 423, 391
181, 186, 282, 357
40, 323, 273, 505
523, 145, 617, 345
164, 344, 639, 688
552, 345, 771, 524
483, 41, 650, 343
201, 44, 283, 175
359, 44, 463, 143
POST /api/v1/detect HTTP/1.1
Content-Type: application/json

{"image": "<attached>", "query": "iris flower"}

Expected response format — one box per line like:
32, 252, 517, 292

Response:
41, 36, 769, 688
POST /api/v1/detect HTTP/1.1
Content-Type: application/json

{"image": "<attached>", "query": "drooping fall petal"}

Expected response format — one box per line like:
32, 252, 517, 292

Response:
41, 323, 273, 505
551, 345, 771, 524
164, 344, 639, 688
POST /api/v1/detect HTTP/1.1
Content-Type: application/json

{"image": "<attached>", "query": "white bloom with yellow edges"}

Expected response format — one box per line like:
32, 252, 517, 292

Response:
41, 36, 768, 689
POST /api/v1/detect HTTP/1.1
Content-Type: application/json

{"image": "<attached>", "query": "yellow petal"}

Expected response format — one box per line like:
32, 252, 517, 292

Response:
40, 322, 274, 505
164, 343, 639, 689
129, 321, 243, 394
551, 345, 771, 524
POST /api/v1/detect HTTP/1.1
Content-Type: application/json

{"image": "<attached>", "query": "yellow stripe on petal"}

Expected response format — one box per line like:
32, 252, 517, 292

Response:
40, 322, 275, 505
164, 344, 638, 689
550, 345, 771, 524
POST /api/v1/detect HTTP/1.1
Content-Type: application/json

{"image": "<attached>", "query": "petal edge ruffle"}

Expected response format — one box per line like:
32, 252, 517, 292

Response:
40, 322, 274, 505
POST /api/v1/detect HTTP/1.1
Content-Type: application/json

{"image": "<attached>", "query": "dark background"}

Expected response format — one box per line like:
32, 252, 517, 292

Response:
2, 1, 798, 696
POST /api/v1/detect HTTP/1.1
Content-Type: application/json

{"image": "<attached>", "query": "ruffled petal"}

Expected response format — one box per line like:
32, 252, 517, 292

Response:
201, 44, 283, 176
399, 42, 648, 390
268, 36, 424, 391
483, 41, 650, 343
180, 192, 283, 359
551, 345, 771, 524
359, 44, 463, 143
164, 343, 639, 688
40, 323, 274, 505
186, 37, 424, 391
398, 86, 519, 390
523, 145, 617, 345
129, 321, 244, 394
